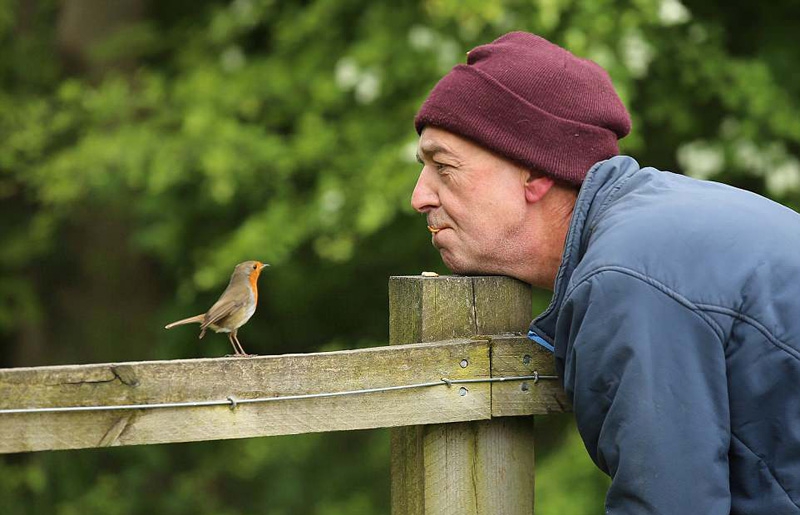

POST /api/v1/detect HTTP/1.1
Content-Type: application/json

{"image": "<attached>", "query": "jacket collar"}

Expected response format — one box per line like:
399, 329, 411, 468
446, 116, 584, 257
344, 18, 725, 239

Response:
529, 155, 641, 358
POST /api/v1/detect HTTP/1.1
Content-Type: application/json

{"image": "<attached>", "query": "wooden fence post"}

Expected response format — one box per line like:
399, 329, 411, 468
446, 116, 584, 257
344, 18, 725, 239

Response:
389, 275, 536, 515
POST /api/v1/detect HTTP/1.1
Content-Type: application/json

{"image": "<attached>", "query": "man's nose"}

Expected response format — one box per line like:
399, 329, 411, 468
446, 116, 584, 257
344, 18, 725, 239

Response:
411, 167, 439, 213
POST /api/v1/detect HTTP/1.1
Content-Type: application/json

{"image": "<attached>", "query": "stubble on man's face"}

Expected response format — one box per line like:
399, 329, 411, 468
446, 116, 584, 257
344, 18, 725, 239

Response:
413, 128, 529, 276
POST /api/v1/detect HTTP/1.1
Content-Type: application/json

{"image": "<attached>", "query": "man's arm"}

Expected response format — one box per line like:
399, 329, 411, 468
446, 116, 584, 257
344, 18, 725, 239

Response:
558, 269, 731, 514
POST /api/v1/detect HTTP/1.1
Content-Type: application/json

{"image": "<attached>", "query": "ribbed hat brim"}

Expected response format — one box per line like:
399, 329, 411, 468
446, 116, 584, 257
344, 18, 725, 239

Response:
415, 65, 622, 184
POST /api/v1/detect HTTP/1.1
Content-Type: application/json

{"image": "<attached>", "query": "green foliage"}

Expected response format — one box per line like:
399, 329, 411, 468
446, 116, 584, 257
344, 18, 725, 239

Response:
536, 416, 611, 514
1, 0, 799, 513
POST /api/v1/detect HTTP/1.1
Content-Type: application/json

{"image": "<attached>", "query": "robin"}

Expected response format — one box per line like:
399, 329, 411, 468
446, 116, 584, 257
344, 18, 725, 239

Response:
165, 260, 269, 356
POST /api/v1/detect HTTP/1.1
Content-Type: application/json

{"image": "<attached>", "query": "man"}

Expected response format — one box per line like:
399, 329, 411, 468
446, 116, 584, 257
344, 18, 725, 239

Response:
412, 31, 800, 514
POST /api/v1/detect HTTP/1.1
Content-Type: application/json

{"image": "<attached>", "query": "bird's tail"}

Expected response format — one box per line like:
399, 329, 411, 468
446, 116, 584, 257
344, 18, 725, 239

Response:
164, 314, 205, 330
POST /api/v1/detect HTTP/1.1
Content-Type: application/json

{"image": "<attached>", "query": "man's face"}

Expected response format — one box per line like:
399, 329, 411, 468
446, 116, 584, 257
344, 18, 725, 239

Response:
411, 127, 529, 275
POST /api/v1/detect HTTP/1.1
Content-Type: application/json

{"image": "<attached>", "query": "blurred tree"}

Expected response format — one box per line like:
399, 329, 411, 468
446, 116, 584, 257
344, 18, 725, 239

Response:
0, 0, 798, 513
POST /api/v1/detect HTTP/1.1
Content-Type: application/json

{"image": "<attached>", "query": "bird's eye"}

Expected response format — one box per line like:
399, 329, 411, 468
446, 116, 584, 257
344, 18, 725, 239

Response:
252, 264, 258, 269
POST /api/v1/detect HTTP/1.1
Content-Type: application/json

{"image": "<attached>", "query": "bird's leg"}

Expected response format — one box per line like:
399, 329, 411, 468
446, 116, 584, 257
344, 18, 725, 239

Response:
232, 330, 248, 356
227, 333, 241, 355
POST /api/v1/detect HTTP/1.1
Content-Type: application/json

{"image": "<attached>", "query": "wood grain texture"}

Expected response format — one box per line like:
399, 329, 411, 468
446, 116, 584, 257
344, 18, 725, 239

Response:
389, 276, 476, 345
0, 340, 491, 454
390, 276, 488, 515
473, 417, 536, 513
420, 419, 535, 513
491, 336, 572, 417
389, 275, 541, 515
390, 425, 425, 515
471, 276, 532, 335
422, 423, 478, 513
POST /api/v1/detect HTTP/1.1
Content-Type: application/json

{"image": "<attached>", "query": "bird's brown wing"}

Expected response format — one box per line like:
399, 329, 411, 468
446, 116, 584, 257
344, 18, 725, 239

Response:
201, 298, 243, 330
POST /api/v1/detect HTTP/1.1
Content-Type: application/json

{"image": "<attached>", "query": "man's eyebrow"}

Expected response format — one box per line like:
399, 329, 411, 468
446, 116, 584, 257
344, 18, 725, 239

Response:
417, 142, 459, 161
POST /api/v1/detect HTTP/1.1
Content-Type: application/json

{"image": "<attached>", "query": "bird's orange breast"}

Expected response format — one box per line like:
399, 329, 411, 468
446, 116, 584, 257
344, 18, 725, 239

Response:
249, 270, 260, 304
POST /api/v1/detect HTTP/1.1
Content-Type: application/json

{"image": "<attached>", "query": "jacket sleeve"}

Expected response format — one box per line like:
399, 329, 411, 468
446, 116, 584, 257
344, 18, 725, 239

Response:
557, 269, 731, 514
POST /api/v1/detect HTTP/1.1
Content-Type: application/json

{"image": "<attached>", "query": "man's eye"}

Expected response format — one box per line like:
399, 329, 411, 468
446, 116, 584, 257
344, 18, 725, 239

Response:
435, 163, 449, 173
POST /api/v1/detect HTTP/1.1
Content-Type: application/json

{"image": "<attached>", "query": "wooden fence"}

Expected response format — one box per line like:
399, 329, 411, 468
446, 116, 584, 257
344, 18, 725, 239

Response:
0, 275, 570, 514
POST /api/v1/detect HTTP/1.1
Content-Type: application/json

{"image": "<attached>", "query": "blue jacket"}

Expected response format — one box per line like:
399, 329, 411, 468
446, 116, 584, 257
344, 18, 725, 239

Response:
529, 156, 800, 514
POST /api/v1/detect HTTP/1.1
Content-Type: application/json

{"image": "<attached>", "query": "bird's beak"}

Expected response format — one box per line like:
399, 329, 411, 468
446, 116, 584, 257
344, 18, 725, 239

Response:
260, 263, 270, 270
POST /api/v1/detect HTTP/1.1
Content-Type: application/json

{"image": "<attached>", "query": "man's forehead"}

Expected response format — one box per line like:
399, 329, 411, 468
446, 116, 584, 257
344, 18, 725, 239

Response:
417, 126, 534, 175
417, 128, 465, 158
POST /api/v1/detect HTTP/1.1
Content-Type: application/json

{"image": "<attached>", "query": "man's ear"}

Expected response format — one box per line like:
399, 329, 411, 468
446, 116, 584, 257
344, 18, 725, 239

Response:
523, 171, 555, 204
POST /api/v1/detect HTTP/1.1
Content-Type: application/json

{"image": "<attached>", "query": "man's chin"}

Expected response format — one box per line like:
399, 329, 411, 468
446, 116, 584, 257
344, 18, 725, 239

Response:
440, 250, 486, 276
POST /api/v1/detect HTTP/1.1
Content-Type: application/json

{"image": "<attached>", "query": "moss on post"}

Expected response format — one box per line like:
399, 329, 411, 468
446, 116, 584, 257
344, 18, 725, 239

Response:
389, 275, 537, 515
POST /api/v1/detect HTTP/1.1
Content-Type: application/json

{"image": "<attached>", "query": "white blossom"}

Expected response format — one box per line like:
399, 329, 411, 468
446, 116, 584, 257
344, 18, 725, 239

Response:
677, 140, 724, 179
408, 25, 436, 50
659, 0, 691, 26
355, 71, 381, 104
621, 31, 654, 78
335, 58, 360, 90
766, 160, 800, 196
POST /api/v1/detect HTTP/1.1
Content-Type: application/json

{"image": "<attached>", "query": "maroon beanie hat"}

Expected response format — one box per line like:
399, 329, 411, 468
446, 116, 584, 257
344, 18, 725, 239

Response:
414, 32, 631, 184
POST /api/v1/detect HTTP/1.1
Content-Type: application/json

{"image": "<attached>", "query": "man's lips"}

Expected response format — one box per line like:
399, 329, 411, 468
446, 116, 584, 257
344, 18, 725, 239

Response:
427, 224, 451, 234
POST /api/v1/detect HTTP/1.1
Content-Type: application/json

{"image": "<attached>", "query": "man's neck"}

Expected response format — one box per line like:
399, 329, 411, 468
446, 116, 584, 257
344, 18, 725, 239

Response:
521, 184, 578, 290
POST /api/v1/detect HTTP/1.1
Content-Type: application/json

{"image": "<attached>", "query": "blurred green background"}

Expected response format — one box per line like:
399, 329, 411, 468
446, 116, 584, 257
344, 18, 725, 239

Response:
1, 0, 799, 513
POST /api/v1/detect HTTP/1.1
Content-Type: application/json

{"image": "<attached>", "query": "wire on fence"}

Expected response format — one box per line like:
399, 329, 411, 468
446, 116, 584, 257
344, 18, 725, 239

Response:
0, 373, 558, 415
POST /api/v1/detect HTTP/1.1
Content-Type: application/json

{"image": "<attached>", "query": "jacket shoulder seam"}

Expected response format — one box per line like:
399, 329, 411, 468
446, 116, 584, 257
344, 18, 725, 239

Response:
565, 266, 726, 341
567, 266, 800, 364
695, 304, 800, 362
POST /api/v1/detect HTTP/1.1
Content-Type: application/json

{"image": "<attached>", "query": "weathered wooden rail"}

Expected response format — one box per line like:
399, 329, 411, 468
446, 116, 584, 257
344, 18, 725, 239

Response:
0, 275, 570, 514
